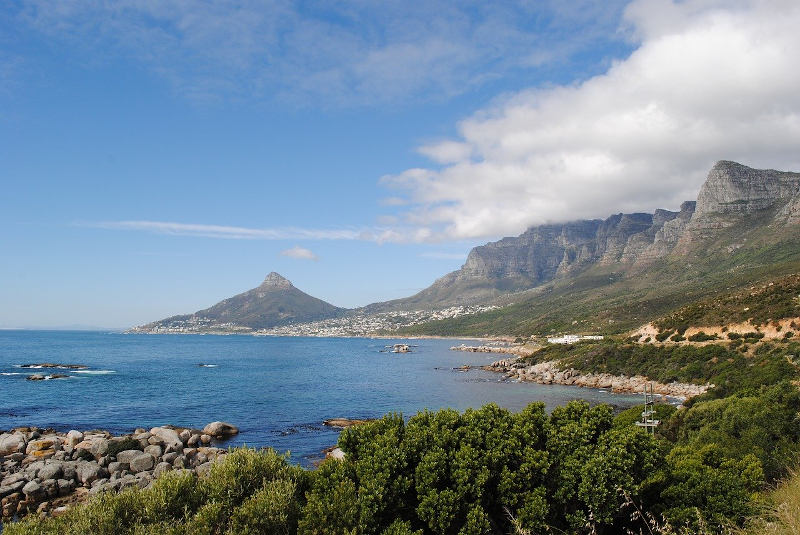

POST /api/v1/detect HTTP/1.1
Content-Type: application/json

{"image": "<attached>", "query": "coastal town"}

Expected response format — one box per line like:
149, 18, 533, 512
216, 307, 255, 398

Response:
130, 304, 501, 337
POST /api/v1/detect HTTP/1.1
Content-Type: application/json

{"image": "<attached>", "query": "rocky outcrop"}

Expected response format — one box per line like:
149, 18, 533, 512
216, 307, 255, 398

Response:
677, 160, 800, 247
322, 418, 376, 428
0, 422, 237, 520
483, 359, 711, 400
450, 344, 538, 358
201, 421, 238, 439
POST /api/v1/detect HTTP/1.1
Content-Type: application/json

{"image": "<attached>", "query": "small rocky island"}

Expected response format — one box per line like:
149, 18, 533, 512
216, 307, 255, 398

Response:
0, 421, 238, 520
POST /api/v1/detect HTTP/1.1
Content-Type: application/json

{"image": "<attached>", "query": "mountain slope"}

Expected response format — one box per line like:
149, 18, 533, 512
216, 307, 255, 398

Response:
396, 161, 800, 336
131, 273, 344, 333
376, 160, 800, 314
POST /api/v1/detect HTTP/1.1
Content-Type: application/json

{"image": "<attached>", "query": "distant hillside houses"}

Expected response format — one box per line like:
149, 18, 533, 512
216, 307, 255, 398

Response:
547, 334, 604, 344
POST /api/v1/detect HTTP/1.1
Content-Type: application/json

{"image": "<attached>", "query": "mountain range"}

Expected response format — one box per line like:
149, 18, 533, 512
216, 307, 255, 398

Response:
132, 160, 800, 336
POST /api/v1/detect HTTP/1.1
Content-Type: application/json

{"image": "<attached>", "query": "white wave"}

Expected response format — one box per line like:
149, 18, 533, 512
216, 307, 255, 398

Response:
74, 370, 116, 375
198, 364, 218, 368
1, 372, 25, 375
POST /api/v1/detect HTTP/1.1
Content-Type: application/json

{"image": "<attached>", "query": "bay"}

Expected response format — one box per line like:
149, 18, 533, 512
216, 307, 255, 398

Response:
0, 330, 643, 466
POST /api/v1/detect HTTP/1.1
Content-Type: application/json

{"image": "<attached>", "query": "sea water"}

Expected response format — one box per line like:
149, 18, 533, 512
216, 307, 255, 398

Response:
0, 331, 643, 466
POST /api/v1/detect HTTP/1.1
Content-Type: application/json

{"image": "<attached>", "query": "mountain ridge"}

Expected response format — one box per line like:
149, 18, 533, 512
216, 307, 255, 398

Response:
370, 160, 800, 312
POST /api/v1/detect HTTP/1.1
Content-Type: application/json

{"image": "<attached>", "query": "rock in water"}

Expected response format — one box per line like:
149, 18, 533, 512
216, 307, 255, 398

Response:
202, 421, 238, 438
322, 418, 375, 428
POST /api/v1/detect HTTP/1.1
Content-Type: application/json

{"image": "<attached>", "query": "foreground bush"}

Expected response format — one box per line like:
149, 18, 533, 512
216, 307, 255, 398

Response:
5, 394, 797, 534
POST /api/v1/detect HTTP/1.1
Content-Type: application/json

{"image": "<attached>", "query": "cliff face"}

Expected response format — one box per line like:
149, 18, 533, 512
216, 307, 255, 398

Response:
393, 161, 800, 307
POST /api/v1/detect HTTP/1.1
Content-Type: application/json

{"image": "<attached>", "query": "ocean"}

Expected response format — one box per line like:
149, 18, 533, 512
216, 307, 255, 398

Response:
0, 331, 643, 466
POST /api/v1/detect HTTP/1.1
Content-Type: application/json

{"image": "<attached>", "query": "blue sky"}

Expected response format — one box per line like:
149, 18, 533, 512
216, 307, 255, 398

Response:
2, 1, 800, 328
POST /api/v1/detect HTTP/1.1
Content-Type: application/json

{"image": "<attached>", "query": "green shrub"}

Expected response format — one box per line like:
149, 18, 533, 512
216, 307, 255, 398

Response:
688, 332, 719, 342
660, 444, 763, 529
656, 330, 674, 342
228, 478, 300, 535
200, 447, 305, 516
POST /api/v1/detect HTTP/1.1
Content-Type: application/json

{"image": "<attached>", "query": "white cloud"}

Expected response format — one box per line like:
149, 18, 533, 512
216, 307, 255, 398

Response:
384, 0, 800, 240
14, 0, 629, 105
91, 220, 365, 241
280, 246, 318, 261
88, 219, 434, 244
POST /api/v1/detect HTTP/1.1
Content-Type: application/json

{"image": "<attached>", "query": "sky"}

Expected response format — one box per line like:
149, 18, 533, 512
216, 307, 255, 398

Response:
2, 0, 800, 328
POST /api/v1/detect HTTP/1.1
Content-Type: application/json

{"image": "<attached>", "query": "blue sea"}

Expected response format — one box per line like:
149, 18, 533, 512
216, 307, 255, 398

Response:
0, 331, 643, 466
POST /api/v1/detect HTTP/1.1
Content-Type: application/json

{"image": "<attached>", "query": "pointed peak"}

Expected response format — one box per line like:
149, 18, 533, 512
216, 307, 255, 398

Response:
712, 160, 745, 170
261, 272, 292, 289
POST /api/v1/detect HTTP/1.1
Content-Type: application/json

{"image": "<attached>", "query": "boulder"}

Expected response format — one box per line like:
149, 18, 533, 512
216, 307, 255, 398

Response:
62, 463, 77, 482
200, 434, 212, 445
144, 444, 163, 458
187, 434, 200, 447
107, 461, 128, 475
77, 462, 102, 486
57, 479, 74, 496
0, 481, 26, 499
153, 462, 172, 478
178, 429, 192, 443
90, 438, 110, 458
22, 481, 44, 500
37, 461, 63, 481
202, 421, 238, 438
25, 437, 60, 455
129, 453, 154, 474
2, 472, 26, 486
195, 462, 213, 477
116, 450, 145, 464
0, 433, 26, 456
65, 430, 84, 448
41, 479, 58, 498
149, 427, 182, 450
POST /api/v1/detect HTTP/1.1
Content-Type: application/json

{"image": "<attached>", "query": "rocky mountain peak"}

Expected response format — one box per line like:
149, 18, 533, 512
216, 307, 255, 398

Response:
695, 160, 800, 217
261, 272, 292, 289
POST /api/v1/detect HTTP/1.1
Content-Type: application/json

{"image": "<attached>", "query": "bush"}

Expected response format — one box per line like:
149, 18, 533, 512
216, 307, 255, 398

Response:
228, 478, 300, 535
200, 447, 305, 516
656, 330, 674, 342
688, 332, 719, 342
660, 444, 763, 529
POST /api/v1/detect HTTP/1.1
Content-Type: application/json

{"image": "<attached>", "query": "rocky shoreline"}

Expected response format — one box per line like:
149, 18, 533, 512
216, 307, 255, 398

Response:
0, 421, 238, 521
482, 358, 712, 400
450, 344, 538, 357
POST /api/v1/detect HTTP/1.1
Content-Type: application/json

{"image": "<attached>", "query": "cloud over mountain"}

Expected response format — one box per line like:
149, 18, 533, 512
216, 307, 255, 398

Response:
384, 0, 800, 240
